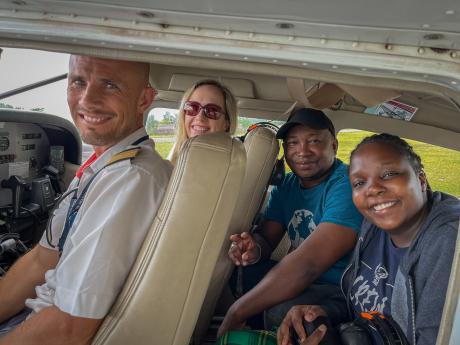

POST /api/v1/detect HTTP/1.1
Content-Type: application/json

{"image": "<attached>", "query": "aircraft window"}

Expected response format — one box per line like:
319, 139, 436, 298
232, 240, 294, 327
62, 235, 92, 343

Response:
145, 108, 176, 158
0, 48, 70, 121
146, 108, 178, 137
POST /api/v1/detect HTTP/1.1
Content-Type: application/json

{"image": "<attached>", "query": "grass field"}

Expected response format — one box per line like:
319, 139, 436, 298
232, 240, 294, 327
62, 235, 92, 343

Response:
154, 131, 460, 197
155, 142, 173, 159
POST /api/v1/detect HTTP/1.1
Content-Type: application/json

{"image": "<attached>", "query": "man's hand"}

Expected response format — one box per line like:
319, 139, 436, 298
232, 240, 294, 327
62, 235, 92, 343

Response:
221, 222, 356, 339
228, 232, 261, 266
217, 305, 247, 337
277, 305, 327, 345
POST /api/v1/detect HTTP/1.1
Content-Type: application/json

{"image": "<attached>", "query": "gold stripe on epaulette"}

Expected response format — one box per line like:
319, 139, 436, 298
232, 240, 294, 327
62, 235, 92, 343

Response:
106, 147, 141, 166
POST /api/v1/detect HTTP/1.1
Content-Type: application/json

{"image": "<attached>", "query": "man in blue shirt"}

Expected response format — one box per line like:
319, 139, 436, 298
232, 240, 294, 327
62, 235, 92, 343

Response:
219, 108, 363, 335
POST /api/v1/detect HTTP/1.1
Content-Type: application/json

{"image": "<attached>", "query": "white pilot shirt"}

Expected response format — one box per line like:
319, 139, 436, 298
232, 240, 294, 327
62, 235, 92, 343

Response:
26, 128, 172, 319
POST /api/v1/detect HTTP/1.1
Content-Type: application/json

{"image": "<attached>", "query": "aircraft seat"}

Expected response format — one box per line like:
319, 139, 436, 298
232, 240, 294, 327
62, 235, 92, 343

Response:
92, 132, 246, 345
192, 126, 280, 344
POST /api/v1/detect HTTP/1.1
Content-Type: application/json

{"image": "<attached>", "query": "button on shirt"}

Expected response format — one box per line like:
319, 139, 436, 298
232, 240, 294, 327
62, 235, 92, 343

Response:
26, 128, 172, 318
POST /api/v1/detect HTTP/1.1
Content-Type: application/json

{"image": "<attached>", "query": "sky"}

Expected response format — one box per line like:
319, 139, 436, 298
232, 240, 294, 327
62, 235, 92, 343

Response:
0, 47, 71, 121
0, 48, 172, 123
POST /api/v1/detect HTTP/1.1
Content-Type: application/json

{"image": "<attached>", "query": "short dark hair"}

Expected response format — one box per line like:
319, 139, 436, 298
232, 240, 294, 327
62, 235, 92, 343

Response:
350, 133, 424, 174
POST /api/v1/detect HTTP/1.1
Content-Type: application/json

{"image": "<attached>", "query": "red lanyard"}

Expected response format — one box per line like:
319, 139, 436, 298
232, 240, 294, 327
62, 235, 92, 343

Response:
75, 153, 97, 179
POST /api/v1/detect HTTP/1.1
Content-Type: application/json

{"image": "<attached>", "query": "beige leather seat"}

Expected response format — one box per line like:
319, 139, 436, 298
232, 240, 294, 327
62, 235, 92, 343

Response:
193, 126, 280, 344
92, 132, 246, 345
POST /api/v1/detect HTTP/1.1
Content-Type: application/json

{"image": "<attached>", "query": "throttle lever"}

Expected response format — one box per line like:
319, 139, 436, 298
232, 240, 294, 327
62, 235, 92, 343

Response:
2, 175, 28, 218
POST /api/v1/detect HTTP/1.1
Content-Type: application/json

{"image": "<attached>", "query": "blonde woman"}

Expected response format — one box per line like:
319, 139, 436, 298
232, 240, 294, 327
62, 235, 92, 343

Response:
169, 79, 238, 165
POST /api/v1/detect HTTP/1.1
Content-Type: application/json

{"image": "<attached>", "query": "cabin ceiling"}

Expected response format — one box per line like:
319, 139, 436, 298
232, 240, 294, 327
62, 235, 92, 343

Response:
1, 0, 460, 48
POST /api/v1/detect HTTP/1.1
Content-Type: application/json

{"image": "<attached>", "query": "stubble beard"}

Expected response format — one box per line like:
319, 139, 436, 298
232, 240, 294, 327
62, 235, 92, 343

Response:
79, 123, 139, 150
73, 107, 141, 149
81, 131, 113, 147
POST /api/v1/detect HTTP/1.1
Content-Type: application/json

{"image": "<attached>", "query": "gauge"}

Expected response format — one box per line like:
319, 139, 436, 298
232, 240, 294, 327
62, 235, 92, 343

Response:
0, 136, 9, 151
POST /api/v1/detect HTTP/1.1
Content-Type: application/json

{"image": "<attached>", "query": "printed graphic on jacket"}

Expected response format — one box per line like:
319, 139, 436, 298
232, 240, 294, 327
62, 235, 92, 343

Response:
350, 231, 407, 315
287, 209, 317, 248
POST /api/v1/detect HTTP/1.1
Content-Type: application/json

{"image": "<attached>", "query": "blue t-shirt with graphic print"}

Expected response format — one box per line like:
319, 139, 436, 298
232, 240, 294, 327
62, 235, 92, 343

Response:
350, 230, 407, 315
264, 159, 363, 285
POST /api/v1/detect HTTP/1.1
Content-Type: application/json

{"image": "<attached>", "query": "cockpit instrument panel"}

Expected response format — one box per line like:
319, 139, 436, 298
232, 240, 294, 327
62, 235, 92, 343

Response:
0, 122, 50, 207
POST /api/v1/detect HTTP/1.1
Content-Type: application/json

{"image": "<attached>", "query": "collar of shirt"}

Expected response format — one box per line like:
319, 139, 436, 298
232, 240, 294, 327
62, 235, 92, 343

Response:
79, 127, 151, 181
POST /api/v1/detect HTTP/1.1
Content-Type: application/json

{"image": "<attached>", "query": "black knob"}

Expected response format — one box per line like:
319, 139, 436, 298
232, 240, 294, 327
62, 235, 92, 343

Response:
1, 175, 27, 218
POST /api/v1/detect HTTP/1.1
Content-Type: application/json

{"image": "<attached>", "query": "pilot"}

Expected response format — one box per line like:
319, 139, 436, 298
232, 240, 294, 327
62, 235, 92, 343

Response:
0, 55, 172, 344
168, 79, 238, 165
219, 108, 363, 334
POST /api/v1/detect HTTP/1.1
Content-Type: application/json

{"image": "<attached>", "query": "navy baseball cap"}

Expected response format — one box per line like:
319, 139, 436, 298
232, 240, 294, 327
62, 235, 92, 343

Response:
276, 108, 336, 140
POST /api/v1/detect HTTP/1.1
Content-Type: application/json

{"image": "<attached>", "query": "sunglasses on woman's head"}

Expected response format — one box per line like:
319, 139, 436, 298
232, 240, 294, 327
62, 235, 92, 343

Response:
183, 101, 225, 120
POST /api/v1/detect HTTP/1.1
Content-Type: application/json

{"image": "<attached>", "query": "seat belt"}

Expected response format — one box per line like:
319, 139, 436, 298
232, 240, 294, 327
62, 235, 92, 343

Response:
57, 136, 148, 254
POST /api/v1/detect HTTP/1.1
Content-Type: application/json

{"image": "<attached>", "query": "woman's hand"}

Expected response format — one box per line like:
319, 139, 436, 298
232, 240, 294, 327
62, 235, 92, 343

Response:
277, 305, 328, 345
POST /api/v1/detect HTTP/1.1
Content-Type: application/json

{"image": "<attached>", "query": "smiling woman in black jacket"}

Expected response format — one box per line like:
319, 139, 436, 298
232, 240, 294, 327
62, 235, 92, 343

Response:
277, 133, 460, 345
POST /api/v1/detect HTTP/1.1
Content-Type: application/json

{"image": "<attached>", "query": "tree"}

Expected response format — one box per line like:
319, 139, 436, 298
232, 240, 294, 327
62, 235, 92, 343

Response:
161, 111, 176, 124
0, 102, 45, 112
238, 117, 254, 130
0, 102, 14, 109
145, 114, 159, 135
